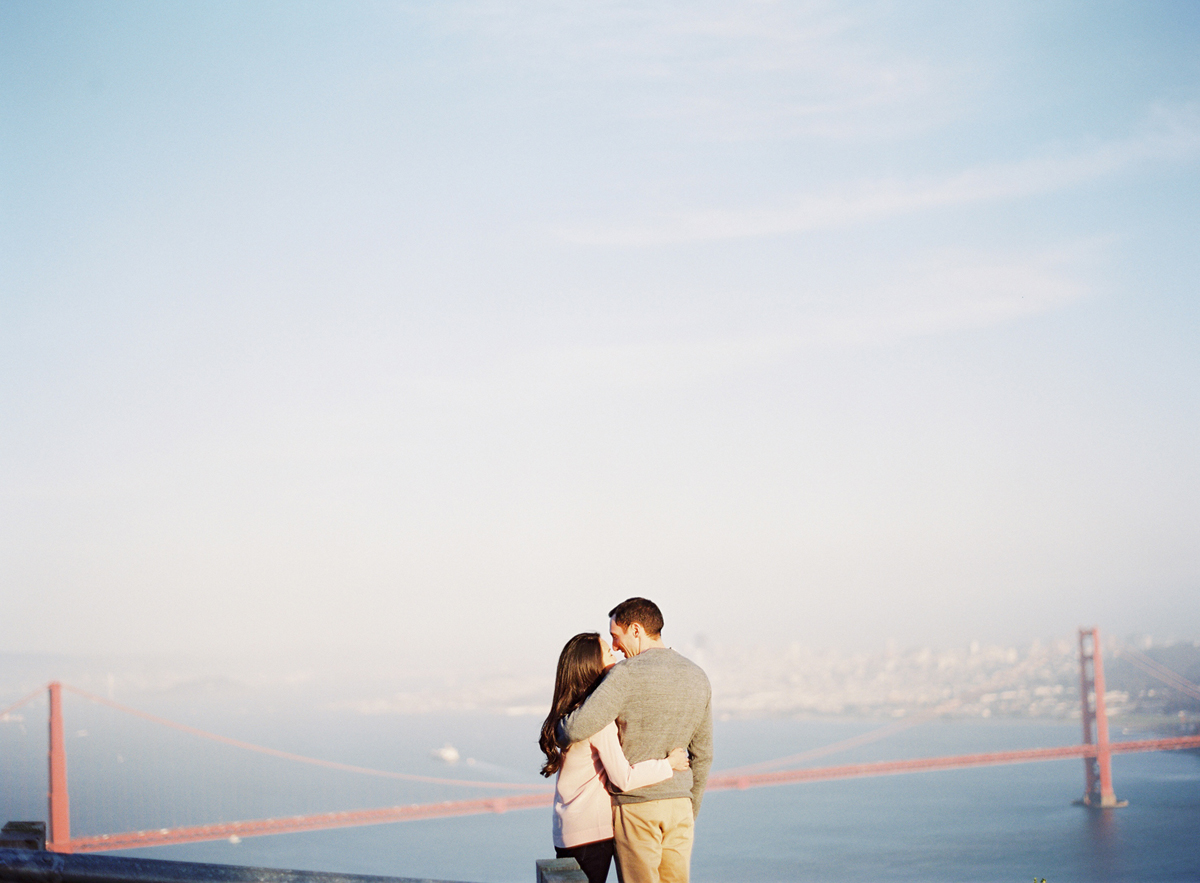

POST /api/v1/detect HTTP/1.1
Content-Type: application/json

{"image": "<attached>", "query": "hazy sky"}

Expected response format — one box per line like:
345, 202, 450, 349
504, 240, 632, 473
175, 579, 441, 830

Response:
3, 1, 1199, 675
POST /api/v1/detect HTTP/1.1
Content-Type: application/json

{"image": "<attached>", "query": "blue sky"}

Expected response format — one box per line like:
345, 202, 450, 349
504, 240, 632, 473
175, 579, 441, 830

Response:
3, 1, 1199, 674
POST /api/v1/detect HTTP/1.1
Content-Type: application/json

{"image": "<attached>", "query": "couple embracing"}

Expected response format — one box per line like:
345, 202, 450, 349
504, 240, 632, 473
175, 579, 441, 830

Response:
538, 598, 713, 883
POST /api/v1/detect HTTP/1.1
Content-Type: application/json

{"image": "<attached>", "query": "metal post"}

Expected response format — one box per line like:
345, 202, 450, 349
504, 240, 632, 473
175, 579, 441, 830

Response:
47, 682, 71, 851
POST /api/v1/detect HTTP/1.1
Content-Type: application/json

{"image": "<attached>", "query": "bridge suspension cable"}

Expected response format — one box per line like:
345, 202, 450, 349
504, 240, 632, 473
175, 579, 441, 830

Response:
717, 649, 1066, 777
61, 684, 549, 792
0, 686, 44, 719
716, 716, 924, 777
1115, 645, 1200, 702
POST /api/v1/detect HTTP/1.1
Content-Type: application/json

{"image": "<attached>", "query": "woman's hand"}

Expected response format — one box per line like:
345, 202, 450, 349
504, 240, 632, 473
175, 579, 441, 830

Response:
667, 747, 690, 771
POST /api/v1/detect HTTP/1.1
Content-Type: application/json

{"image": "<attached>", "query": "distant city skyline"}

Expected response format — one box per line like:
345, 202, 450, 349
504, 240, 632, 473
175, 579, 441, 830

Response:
5, 631, 1199, 727
3, 2, 1199, 676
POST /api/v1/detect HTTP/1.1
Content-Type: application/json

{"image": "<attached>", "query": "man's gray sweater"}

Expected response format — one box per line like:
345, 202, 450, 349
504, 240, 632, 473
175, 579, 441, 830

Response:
560, 647, 713, 816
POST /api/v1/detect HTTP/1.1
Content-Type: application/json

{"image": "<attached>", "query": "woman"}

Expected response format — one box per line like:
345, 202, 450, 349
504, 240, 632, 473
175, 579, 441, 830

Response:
538, 632, 689, 883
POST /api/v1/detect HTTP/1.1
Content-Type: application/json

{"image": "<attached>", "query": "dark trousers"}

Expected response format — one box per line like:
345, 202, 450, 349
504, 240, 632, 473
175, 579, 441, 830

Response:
556, 838, 617, 883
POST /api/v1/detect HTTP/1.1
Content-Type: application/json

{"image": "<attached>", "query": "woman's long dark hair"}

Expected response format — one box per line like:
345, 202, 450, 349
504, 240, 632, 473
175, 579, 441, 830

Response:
538, 632, 607, 777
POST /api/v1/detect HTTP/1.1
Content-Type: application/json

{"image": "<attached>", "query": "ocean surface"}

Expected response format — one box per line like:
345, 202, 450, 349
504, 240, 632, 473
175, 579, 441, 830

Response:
3, 700, 1199, 882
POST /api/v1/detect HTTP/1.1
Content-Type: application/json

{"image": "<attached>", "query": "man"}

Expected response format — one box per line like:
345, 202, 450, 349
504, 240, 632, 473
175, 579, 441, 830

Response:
559, 598, 713, 883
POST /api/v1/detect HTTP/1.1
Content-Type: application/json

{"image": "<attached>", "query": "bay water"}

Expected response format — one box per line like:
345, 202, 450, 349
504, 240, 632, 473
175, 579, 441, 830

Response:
3, 703, 1199, 882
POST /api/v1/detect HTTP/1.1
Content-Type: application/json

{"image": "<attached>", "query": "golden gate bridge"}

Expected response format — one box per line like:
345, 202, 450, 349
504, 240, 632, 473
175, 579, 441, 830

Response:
4, 627, 1199, 855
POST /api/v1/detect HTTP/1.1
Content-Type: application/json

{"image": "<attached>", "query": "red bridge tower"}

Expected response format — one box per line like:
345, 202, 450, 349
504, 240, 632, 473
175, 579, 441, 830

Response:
1076, 627, 1126, 808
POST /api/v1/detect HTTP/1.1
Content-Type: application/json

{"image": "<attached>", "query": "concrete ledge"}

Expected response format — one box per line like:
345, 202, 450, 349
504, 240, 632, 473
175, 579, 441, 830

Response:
0, 848, 470, 883
534, 859, 586, 883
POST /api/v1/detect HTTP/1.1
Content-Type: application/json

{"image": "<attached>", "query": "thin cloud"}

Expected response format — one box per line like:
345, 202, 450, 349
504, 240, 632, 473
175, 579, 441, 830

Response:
558, 105, 1200, 246
425, 247, 1093, 403
820, 249, 1092, 347
424, 0, 943, 139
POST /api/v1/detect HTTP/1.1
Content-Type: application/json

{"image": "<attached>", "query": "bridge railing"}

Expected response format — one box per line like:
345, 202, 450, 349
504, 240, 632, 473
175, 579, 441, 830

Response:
0, 824, 585, 883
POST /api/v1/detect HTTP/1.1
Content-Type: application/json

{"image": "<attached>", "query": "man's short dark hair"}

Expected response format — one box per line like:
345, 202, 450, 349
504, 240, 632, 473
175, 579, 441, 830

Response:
609, 597, 663, 637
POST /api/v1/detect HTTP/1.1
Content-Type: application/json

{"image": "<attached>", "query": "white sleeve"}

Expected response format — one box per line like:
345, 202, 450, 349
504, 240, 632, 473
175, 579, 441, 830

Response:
590, 721, 675, 793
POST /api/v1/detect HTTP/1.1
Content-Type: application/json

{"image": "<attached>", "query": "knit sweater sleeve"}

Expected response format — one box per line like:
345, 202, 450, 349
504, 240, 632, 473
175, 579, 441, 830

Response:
559, 665, 629, 744
590, 722, 673, 793
687, 692, 714, 816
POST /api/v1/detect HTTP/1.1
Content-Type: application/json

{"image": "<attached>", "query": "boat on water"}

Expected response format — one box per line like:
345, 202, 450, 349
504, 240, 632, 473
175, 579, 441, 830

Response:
429, 743, 459, 763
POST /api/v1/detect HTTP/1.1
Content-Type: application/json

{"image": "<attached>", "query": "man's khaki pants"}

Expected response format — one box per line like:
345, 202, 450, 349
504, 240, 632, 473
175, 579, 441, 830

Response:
612, 798, 694, 883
